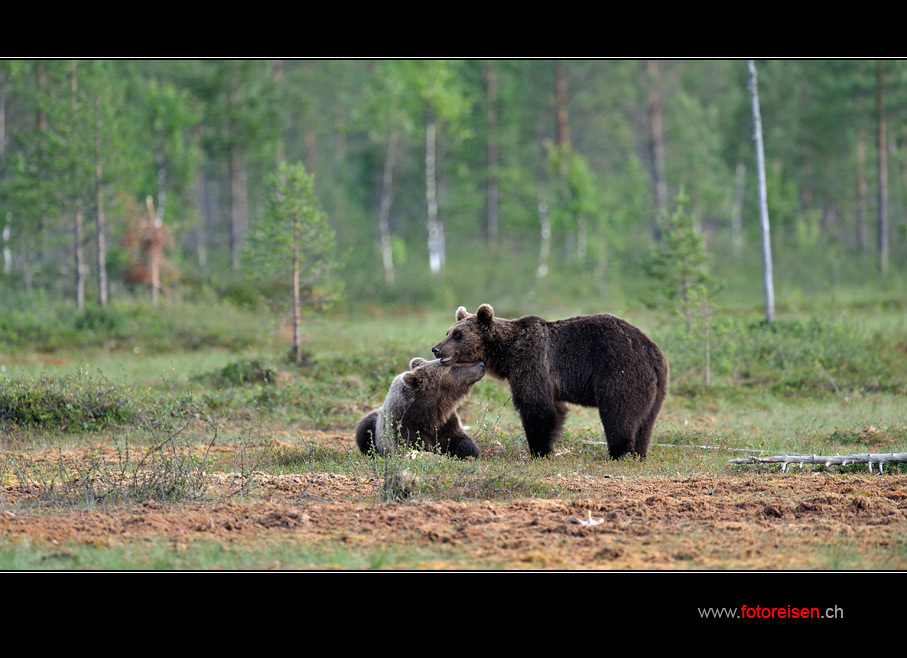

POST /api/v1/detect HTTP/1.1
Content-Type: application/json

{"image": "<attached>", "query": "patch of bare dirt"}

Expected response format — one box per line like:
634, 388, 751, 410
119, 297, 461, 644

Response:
2, 443, 906, 569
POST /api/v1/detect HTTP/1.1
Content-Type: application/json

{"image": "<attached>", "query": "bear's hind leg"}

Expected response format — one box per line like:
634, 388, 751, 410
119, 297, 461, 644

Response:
517, 399, 567, 457
355, 410, 380, 455
598, 407, 638, 459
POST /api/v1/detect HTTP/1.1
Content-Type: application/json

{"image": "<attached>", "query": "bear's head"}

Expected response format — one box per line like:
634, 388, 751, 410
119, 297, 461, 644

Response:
431, 304, 495, 366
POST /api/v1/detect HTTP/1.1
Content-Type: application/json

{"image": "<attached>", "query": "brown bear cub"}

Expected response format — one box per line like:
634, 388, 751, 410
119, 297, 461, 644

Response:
355, 357, 485, 459
432, 304, 669, 459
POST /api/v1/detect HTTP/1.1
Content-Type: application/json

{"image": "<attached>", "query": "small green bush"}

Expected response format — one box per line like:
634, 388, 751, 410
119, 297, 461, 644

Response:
0, 370, 138, 432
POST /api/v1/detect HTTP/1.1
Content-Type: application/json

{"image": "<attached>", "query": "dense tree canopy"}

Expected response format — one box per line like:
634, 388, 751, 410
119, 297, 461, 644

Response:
0, 59, 904, 312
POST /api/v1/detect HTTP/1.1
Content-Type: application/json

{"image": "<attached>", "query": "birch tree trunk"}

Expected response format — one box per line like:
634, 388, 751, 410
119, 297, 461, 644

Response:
378, 129, 398, 285
426, 118, 444, 274
748, 60, 775, 324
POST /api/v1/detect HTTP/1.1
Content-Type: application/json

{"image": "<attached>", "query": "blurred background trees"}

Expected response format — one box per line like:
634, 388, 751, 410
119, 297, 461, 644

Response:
0, 59, 905, 316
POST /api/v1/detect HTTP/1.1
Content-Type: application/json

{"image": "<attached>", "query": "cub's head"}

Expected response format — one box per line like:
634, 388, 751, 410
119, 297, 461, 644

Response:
431, 304, 495, 366
402, 357, 485, 394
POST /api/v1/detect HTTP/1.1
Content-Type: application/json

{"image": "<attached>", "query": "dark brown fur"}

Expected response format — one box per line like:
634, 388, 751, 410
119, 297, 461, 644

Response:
355, 357, 484, 459
431, 304, 669, 459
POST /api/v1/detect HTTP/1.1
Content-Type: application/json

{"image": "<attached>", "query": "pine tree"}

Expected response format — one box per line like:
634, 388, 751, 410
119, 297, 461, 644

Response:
648, 189, 716, 385
244, 162, 339, 364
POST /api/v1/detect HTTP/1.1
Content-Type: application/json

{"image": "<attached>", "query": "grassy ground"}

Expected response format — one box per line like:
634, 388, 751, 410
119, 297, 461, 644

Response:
1, 296, 906, 570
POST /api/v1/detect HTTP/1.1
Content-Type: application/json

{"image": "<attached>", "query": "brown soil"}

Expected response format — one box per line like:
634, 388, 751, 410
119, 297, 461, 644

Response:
2, 438, 906, 570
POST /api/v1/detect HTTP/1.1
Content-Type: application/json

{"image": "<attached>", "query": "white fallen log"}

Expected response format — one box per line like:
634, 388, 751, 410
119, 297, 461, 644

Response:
729, 452, 907, 474
585, 441, 765, 454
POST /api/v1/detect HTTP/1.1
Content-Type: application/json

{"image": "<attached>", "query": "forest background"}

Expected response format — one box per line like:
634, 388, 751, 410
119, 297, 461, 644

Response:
1, 58, 904, 324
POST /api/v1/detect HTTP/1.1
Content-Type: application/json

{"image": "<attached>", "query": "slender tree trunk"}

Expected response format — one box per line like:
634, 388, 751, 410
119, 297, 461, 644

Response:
193, 124, 207, 272
485, 61, 499, 248
71, 61, 85, 311
303, 61, 316, 167
856, 119, 869, 253
273, 59, 285, 167
426, 117, 444, 274
876, 60, 889, 277
292, 215, 302, 364
94, 103, 108, 307
1, 71, 8, 277
227, 64, 247, 273
647, 60, 668, 241
704, 298, 712, 388
899, 130, 907, 255
0, 69, 6, 160
229, 146, 247, 272
145, 196, 161, 305
731, 163, 746, 257
748, 60, 775, 324
154, 151, 167, 226
554, 61, 570, 148
37, 61, 48, 133
3, 218, 10, 276
537, 183, 551, 278
378, 129, 398, 285
74, 208, 85, 310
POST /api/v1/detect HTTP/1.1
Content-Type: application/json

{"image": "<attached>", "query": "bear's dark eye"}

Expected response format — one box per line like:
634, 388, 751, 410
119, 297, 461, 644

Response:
453, 330, 462, 340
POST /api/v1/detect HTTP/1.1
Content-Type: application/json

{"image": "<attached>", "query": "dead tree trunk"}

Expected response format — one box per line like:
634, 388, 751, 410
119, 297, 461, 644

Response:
748, 60, 775, 325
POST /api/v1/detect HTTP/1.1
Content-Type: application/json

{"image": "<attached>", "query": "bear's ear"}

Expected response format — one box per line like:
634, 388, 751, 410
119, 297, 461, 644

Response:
409, 357, 428, 369
402, 371, 420, 389
456, 306, 470, 321
476, 304, 495, 323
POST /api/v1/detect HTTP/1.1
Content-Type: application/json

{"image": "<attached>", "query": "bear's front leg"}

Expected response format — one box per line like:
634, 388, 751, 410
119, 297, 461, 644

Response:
440, 417, 480, 459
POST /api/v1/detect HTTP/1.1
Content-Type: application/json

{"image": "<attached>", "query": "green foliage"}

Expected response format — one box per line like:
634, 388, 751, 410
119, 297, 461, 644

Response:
648, 189, 714, 327
659, 313, 907, 395
0, 294, 268, 353
244, 162, 341, 308
0, 370, 138, 432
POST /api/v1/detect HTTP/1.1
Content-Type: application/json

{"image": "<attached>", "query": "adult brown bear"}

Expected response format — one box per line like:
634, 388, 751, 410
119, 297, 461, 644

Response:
431, 304, 668, 458
355, 357, 485, 459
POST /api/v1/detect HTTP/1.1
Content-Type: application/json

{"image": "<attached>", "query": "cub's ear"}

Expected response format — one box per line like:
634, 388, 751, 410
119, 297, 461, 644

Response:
476, 304, 495, 323
456, 306, 470, 321
409, 357, 428, 369
402, 371, 420, 389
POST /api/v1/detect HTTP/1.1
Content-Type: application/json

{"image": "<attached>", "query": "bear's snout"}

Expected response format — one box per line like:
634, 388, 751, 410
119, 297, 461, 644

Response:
431, 344, 441, 357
